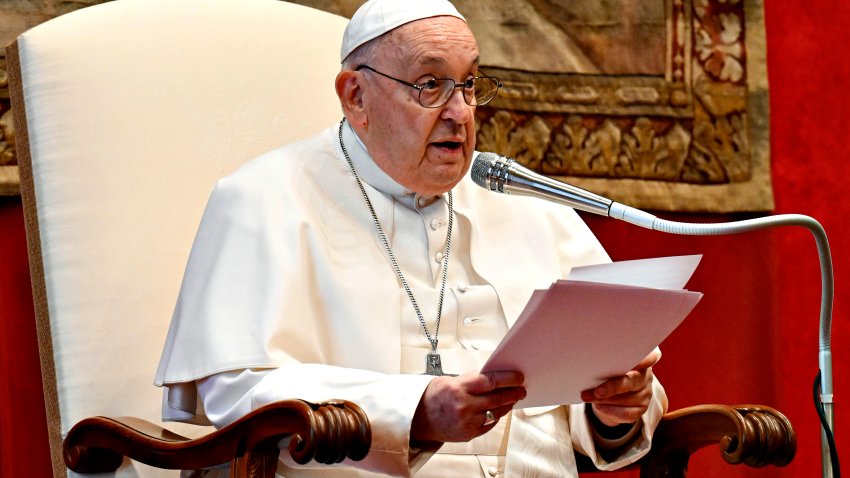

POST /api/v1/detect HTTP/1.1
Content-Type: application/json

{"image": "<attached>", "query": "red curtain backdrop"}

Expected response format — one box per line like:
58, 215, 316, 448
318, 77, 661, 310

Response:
581, 1, 850, 476
0, 196, 51, 477
0, 1, 847, 476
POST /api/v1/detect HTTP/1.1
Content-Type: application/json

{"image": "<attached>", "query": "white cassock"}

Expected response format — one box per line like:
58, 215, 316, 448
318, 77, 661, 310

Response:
155, 121, 668, 477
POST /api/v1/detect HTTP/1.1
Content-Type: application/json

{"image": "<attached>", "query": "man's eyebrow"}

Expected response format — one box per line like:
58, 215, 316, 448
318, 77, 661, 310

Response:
417, 55, 481, 67
418, 56, 445, 66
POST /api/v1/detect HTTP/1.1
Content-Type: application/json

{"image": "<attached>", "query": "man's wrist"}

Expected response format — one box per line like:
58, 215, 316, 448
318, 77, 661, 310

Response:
584, 403, 635, 439
584, 403, 644, 461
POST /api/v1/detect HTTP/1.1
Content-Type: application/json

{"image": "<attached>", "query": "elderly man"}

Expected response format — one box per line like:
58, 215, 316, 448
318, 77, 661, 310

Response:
155, 0, 667, 476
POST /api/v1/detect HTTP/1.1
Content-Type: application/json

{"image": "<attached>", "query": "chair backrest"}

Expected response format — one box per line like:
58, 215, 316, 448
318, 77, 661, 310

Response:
7, 1, 347, 475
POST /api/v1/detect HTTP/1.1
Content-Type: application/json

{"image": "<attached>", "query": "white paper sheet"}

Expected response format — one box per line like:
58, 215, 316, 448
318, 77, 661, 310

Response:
481, 255, 703, 408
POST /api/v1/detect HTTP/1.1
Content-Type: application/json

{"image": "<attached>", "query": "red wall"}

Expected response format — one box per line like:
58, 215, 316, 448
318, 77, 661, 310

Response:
582, 1, 850, 476
0, 196, 52, 477
0, 1, 847, 476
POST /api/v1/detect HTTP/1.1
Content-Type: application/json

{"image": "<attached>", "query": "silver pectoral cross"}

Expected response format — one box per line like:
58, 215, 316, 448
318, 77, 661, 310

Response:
425, 352, 444, 375
424, 352, 457, 376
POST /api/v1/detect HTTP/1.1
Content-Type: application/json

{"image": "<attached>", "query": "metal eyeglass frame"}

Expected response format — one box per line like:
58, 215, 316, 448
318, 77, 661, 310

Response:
355, 64, 502, 108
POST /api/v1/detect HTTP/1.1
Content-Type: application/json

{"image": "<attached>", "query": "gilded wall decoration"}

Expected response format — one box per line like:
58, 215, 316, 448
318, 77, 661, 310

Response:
4, 0, 771, 211
470, 0, 771, 212
0, 54, 18, 195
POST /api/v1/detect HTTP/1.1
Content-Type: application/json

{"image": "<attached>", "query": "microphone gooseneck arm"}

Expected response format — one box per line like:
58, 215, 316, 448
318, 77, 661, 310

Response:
472, 152, 836, 478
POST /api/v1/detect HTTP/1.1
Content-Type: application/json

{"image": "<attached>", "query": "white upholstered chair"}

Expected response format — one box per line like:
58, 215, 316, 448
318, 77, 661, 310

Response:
8, 0, 796, 477
8, 1, 369, 476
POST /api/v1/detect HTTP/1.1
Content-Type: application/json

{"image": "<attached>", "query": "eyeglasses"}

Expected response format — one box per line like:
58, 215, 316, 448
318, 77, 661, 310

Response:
356, 65, 502, 108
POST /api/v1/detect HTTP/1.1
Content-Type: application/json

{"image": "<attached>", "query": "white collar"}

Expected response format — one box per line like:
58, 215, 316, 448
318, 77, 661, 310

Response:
339, 120, 442, 208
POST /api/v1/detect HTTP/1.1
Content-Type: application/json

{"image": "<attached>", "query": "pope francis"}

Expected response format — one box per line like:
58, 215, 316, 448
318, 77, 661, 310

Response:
155, 0, 668, 476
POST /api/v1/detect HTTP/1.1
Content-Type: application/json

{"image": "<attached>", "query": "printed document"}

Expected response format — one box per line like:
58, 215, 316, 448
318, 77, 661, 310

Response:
481, 255, 703, 407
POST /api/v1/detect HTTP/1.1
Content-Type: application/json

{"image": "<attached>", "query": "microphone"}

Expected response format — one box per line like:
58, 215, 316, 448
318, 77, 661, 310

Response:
470, 152, 657, 228
470, 151, 837, 478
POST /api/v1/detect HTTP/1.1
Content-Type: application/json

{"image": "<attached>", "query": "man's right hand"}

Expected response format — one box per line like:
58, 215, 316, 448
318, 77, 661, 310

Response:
410, 371, 526, 443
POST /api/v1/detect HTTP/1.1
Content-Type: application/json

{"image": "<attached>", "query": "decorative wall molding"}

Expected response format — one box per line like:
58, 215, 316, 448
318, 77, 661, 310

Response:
2, 0, 772, 211
0, 53, 18, 195
473, 0, 772, 212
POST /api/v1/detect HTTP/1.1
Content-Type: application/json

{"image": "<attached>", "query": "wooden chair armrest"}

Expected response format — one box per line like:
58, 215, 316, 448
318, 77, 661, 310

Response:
64, 399, 371, 477
577, 404, 796, 476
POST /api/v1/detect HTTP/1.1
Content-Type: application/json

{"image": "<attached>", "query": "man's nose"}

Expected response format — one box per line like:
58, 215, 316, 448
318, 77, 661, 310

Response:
440, 87, 473, 123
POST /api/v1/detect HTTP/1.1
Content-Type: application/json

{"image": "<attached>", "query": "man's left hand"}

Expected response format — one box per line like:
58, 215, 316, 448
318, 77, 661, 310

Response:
580, 349, 660, 427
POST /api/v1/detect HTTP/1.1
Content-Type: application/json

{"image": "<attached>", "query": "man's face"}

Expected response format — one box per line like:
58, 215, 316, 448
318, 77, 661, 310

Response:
357, 17, 479, 196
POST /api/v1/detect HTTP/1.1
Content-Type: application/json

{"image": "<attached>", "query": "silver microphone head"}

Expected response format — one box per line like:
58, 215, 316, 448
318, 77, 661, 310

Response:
470, 152, 510, 193
469, 151, 613, 216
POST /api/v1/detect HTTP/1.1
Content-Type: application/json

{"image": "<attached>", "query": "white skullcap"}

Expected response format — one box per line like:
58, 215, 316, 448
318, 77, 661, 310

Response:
340, 0, 466, 62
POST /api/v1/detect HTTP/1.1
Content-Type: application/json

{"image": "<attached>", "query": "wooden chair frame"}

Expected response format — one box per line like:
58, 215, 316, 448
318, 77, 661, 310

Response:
64, 400, 371, 477
58, 401, 794, 477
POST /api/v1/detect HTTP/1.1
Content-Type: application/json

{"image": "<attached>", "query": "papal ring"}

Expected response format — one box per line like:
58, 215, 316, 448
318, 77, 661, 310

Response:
483, 410, 497, 427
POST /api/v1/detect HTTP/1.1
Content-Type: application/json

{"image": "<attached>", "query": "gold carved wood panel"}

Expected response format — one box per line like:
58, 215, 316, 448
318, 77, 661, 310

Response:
3, 0, 772, 212
469, 0, 772, 212
0, 54, 18, 195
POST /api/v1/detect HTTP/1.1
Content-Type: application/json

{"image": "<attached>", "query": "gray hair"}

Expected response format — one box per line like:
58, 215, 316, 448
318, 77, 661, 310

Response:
341, 34, 385, 70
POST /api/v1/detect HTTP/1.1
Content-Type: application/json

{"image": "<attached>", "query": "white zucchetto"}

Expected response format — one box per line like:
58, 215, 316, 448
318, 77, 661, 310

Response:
340, 0, 466, 62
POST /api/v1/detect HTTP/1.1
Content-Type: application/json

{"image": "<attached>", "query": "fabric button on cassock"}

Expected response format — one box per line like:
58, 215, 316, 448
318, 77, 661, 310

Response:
454, 285, 508, 350
417, 195, 437, 208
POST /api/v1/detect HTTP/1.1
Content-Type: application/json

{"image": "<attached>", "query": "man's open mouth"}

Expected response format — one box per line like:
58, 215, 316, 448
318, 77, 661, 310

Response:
433, 141, 462, 150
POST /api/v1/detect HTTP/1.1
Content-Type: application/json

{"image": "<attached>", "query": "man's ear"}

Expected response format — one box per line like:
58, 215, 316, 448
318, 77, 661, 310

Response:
336, 70, 367, 126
